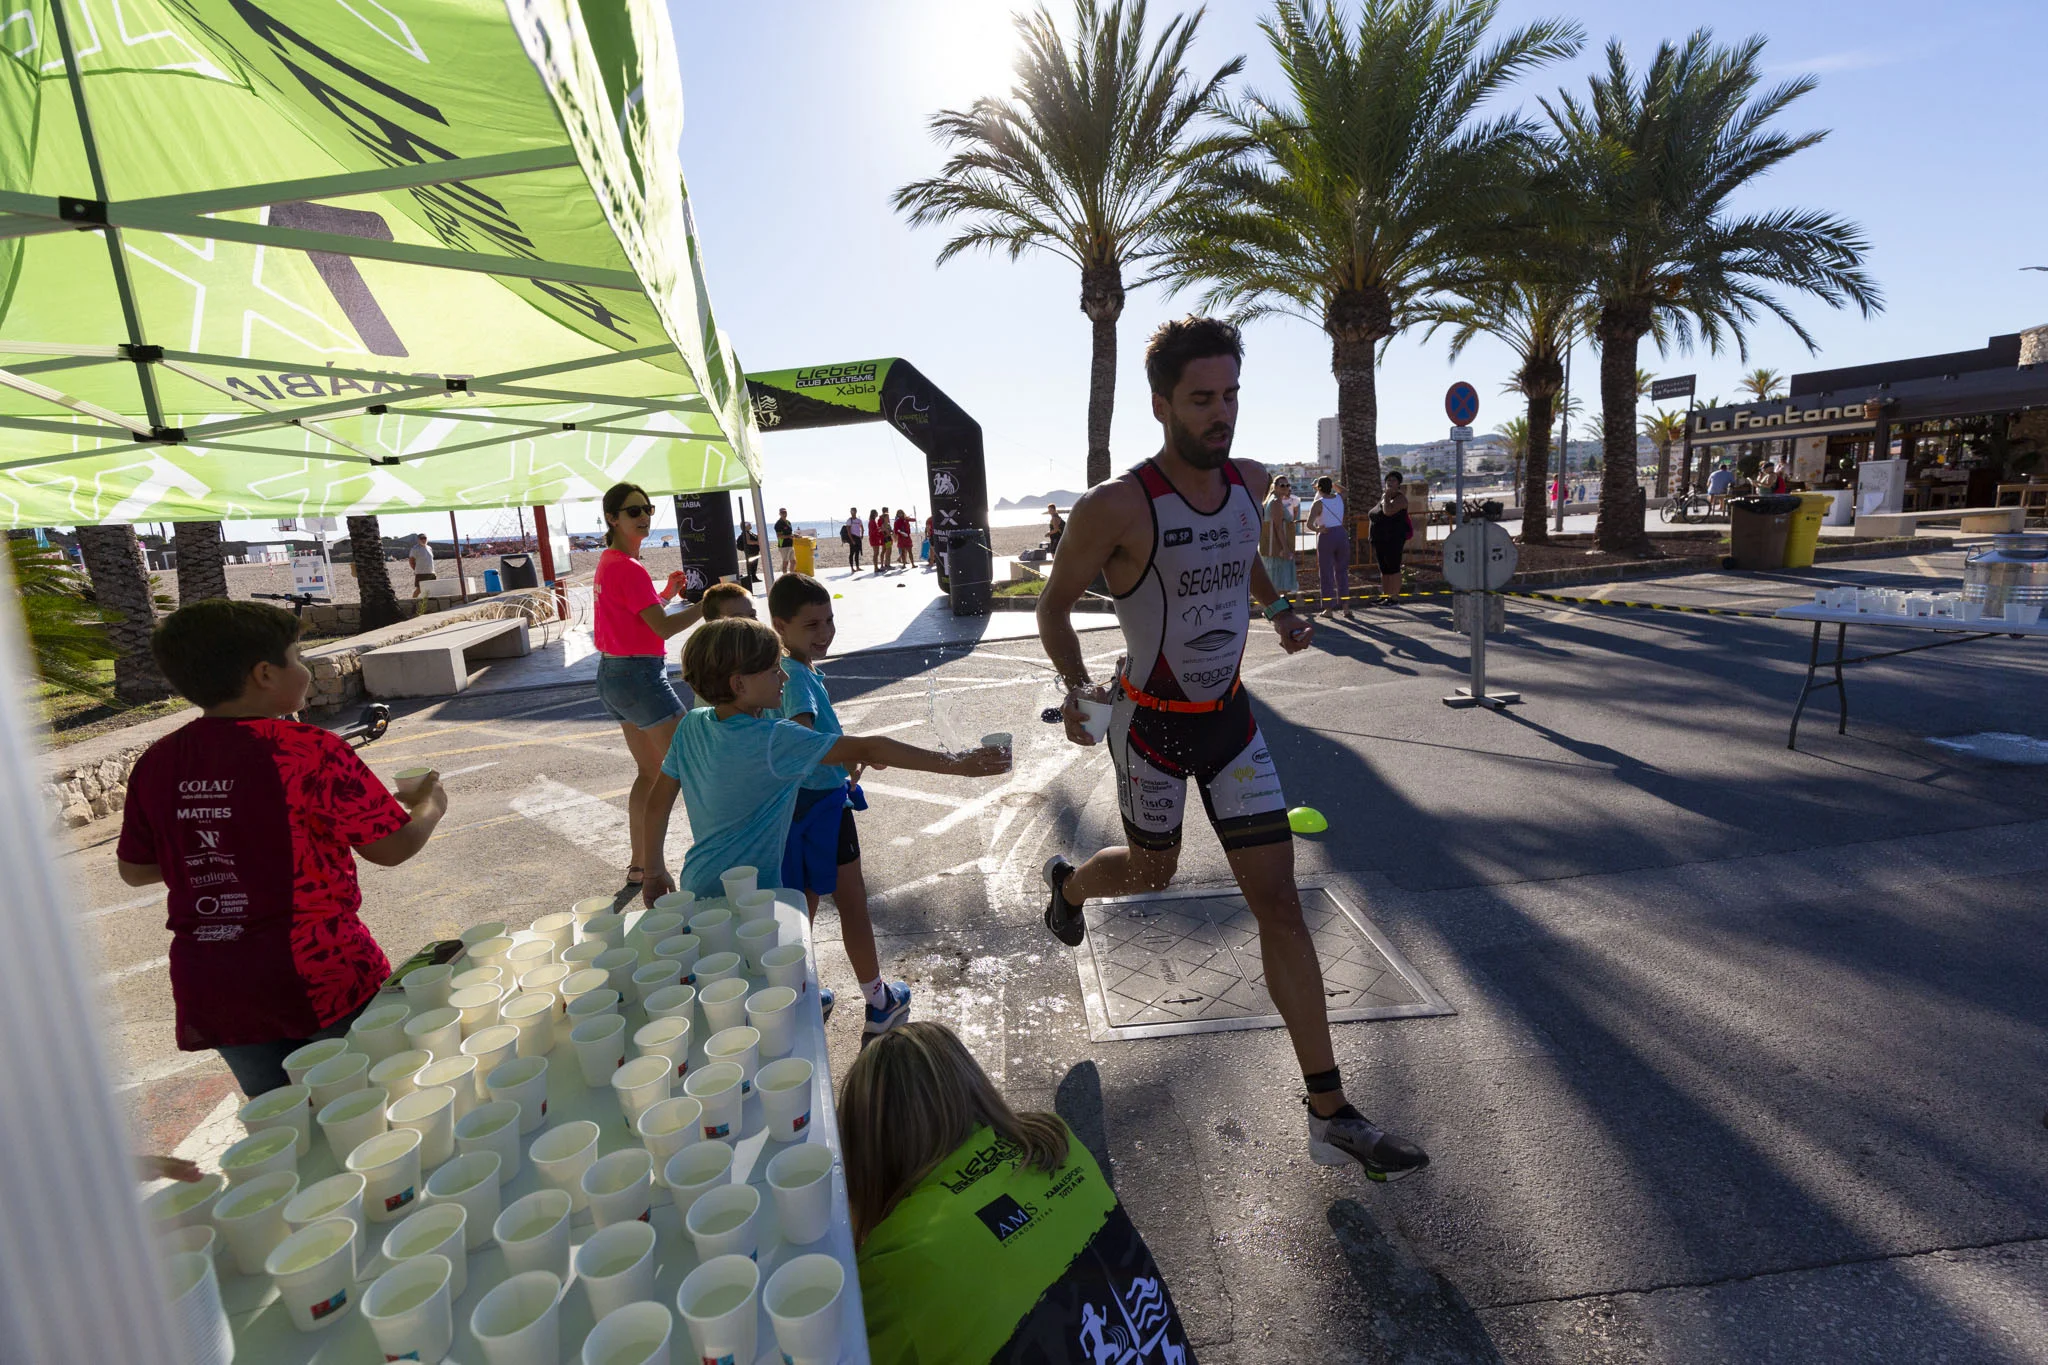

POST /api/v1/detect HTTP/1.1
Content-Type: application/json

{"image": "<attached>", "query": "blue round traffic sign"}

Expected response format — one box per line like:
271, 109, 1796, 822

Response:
1445, 382, 1480, 426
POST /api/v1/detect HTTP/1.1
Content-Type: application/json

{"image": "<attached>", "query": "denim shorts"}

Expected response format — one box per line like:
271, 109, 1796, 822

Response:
595, 654, 685, 728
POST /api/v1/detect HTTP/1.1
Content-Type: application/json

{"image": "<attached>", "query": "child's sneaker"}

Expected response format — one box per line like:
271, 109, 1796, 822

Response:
820, 986, 835, 1022
860, 981, 912, 1046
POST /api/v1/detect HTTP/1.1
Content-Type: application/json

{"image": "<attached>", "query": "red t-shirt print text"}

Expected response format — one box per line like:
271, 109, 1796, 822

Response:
118, 717, 409, 1050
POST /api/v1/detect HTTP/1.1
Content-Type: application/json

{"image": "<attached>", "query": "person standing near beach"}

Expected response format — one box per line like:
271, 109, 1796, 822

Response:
1366, 471, 1412, 598
1308, 475, 1352, 618
1260, 475, 1298, 596
844, 507, 864, 571
408, 533, 436, 602
1035, 316, 1429, 1183
868, 509, 889, 571
893, 508, 913, 566
775, 508, 794, 552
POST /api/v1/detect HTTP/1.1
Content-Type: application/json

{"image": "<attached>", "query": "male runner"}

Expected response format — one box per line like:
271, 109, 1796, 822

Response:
1035, 316, 1429, 1181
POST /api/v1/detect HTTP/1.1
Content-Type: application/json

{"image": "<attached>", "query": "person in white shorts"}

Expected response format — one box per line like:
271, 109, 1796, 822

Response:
1035, 316, 1429, 1183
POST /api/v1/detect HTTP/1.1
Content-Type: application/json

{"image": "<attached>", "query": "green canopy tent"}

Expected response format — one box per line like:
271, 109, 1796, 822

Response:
0, 0, 760, 529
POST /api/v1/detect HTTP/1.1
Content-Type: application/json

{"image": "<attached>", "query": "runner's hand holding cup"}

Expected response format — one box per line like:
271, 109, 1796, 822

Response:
1058, 681, 1116, 747
1272, 607, 1313, 653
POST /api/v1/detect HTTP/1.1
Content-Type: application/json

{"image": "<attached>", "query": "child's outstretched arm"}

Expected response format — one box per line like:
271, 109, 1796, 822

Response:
359, 775, 448, 867
824, 735, 1009, 779
640, 771, 685, 906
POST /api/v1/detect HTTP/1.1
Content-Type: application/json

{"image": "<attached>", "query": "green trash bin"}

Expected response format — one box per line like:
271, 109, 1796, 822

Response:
1727, 495, 1798, 570
1783, 491, 1832, 568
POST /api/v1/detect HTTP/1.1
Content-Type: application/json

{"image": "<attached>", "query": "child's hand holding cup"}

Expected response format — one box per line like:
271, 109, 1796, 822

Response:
955, 738, 1011, 777
392, 767, 438, 804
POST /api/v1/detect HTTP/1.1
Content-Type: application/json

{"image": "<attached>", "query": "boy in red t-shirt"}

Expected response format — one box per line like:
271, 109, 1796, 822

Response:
116, 601, 447, 1098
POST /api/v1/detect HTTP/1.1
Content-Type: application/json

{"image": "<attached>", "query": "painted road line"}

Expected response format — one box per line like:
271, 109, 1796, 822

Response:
84, 891, 165, 921
918, 739, 1089, 837
116, 1051, 212, 1093
437, 783, 632, 839
857, 781, 957, 808
509, 775, 635, 869
100, 954, 169, 984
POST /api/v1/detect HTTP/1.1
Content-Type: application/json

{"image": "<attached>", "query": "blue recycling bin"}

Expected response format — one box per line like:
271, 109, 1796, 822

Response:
482, 568, 503, 593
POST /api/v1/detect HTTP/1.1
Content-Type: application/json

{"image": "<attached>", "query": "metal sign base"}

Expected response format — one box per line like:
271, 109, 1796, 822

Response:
1444, 684, 1521, 709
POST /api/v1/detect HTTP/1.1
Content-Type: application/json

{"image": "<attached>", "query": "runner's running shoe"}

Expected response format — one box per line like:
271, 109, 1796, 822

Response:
1305, 1099, 1430, 1181
860, 982, 912, 1046
820, 986, 835, 1022
1042, 856, 1085, 947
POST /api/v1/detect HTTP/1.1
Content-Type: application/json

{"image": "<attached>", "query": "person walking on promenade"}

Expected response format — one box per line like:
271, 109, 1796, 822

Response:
844, 507, 864, 571
893, 508, 913, 567
1046, 503, 1066, 555
1308, 474, 1352, 618
1035, 315, 1429, 1182
1260, 475, 1299, 597
593, 481, 705, 908
869, 508, 890, 572
1366, 471, 1413, 598
408, 532, 437, 605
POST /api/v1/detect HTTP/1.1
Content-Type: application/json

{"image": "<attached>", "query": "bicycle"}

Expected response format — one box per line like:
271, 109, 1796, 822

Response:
1660, 490, 1713, 524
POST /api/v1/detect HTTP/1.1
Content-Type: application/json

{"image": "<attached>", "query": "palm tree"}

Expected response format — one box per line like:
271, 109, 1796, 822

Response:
347, 516, 403, 631
173, 522, 228, 604
1166, 0, 1582, 513
1543, 33, 1880, 552
6, 536, 120, 701
1738, 366, 1785, 400
72, 524, 172, 703
1493, 415, 1528, 494
1641, 408, 1686, 496
893, 0, 1242, 487
1425, 277, 1582, 543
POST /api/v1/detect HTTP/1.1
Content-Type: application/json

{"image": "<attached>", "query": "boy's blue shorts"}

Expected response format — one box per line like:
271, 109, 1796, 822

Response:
783, 783, 864, 894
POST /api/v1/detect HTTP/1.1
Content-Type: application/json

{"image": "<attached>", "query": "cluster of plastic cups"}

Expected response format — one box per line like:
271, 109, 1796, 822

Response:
1814, 584, 2043, 625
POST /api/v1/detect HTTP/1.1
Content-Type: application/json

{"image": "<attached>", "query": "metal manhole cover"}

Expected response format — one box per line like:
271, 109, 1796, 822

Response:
1073, 882, 1453, 1041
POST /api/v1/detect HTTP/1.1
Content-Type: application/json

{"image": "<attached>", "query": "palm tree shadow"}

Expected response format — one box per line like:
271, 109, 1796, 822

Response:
1326, 1199, 1505, 1362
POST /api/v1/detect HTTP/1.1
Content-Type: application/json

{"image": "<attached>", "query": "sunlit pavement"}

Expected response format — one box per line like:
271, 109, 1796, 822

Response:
73, 548, 2048, 1362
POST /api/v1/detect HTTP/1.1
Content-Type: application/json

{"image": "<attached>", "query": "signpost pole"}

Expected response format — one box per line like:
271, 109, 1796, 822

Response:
1453, 430, 1466, 528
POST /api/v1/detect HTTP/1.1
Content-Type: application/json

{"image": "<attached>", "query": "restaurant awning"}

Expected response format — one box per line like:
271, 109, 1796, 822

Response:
0, 0, 759, 528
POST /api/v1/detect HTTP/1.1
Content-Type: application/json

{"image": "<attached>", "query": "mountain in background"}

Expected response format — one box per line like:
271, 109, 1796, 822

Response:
994, 490, 1088, 510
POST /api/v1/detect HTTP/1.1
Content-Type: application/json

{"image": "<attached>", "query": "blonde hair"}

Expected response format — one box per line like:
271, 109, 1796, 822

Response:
681, 617, 780, 703
838, 1022, 1068, 1246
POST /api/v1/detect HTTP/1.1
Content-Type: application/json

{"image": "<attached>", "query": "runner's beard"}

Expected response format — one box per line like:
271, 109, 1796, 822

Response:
1167, 413, 1234, 470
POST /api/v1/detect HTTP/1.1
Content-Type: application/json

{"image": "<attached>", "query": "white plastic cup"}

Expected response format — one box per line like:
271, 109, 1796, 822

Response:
500, 991, 556, 1057
455, 1100, 524, 1184
210, 1169, 298, 1275
425, 1149, 502, 1251
238, 1083, 313, 1157
703, 1025, 760, 1094
632, 912, 686, 961
220, 1126, 299, 1185
635, 1096, 703, 1168
505, 937, 556, 978
282, 1171, 367, 1269
717, 866, 758, 903
146, 1170, 227, 1234
317, 1085, 389, 1165
662, 1141, 732, 1221
651, 890, 696, 915
981, 730, 1013, 754
612, 1054, 673, 1129
401, 962, 455, 1014
581, 911, 628, 951
681, 1062, 744, 1142
529, 1119, 601, 1214
264, 1217, 357, 1332
693, 950, 743, 988
760, 942, 809, 997
449, 984, 505, 1037
581, 1147, 655, 1229
766, 1144, 835, 1246
1079, 696, 1113, 741
633, 1015, 692, 1081
560, 966, 612, 1018
561, 939, 608, 974
594, 946, 640, 997
388, 1084, 458, 1170
416, 1055, 481, 1123
677, 1254, 759, 1365
460, 1024, 519, 1098
652, 934, 701, 981
630, 958, 683, 1003
471, 1270, 562, 1365
494, 1189, 573, 1280
163, 1247, 232, 1365
459, 919, 510, 947
383, 1200, 469, 1300
362, 1251, 454, 1365
486, 1055, 551, 1134
368, 1048, 432, 1102
755, 1057, 814, 1143
304, 1049, 372, 1112
566, 986, 623, 1027
158, 1221, 217, 1263
578, 1221, 661, 1325
583, 1300, 672, 1365
745, 986, 799, 1060
735, 916, 780, 973
765, 1253, 846, 1365
688, 908, 737, 959
403, 1006, 464, 1062
531, 910, 576, 957
467, 934, 518, 973
571, 1013, 628, 1087
281, 1037, 349, 1087
572, 894, 615, 922
684, 1182, 760, 1263
696, 978, 753, 1031
2016, 602, 2044, 626
642, 983, 696, 1024
346, 1127, 424, 1223
452, 964, 504, 994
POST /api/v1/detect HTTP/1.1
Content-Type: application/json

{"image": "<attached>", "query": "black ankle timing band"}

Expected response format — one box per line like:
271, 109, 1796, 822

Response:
1303, 1067, 1343, 1095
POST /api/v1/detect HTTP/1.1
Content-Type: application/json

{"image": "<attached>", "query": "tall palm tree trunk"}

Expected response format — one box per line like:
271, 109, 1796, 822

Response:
347, 515, 402, 631
1520, 391, 1556, 545
73, 523, 171, 703
1081, 263, 1124, 488
1332, 336, 1382, 521
1594, 322, 1649, 552
173, 521, 228, 603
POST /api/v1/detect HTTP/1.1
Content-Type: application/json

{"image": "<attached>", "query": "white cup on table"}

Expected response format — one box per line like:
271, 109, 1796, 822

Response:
368, 1048, 432, 1105
662, 1141, 732, 1220
571, 1013, 628, 1086
688, 908, 737, 959
163, 1248, 232, 1365
387, 1084, 458, 1170
746, 985, 799, 1059
238, 1083, 313, 1157
210, 1169, 298, 1276
735, 916, 780, 973
460, 1023, 519, 1097
425, 1148, 501, 1250
636, 1095, 702, 1167
281, 1037, 348, 1087
263, 1217, 357, 1332
766, 1143, 835, 1246
306, 1049, 372, 1111
361, 1252, 453, 1365
697, 977, 750, 1034
219, 1127, 298, 1185
448, 984, 505, 1037
766, 1253, 847, 1365
455, 1099, 524, 1183
583, 1300, 671, 1365
459, 919, 509, 947
643, 982, 696, 1024
486, 1055, 551, 1133
316, 1085, 388, 1165
415, 1054, 481, 1123
581, 911, 628, 951
652, 934, 701, 981
760, 942, 809, 996
401, 962, 454, 1013
633, 1015, 692, 1081
630, 958, 683, 1004
493, 1188, 573, 1280
703, 1025, 759, 1094
470, 1269, 562, 1365
530, 910, 576, 957
684, 1183, 760, 1262
346, 1127, 423, 1224
282, 1170, 367, 1268
581, 1147, 655, 1229
576, 1220, 659, 1326
594, 946, 640, 997
403, 1006, 463, 1061
500, 991, 556, 1056
677, 1254, 759, 1365
717, 865, 758, 902
147, 1170, 227, 1234
611, 1054, 673, 1129
382, 1200, 468, 1299
681, 1061, 744, 1142
530, 1119, 601, 1213
756, 1056, 814, 1142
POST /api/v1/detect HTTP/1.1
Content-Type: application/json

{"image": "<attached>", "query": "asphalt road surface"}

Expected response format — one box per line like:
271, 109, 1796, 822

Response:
69, 550, 2048, 1363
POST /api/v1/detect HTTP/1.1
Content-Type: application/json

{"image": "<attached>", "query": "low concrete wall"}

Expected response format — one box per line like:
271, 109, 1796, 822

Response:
303, 589, 559, 712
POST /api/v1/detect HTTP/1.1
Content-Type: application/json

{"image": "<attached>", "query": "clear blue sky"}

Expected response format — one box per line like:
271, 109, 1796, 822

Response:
277, 0, 2048, 541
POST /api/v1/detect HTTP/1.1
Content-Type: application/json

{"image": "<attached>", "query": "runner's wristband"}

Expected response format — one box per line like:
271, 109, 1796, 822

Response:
1262, 597, 1294, 621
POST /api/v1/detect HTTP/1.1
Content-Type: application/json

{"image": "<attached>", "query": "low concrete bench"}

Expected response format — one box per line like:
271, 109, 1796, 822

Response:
1854, 507, 2024, 538
359, 617, 530, 698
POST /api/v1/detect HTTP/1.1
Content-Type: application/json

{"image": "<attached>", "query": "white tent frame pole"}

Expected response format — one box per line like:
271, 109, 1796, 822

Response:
751, 482, 777, 586
161, 359, 383, 461
0, 412, 143, 440
0, 364, 152, 436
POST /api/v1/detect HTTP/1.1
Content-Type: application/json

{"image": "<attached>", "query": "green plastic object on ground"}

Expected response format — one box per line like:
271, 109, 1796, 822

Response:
1288, 806, 1328, 834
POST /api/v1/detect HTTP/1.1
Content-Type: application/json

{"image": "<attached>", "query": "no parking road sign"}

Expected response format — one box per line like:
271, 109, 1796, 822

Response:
1445, 381, 1480, 427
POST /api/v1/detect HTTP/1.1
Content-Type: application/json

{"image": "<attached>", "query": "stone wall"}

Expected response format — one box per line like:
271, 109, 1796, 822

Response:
44, 740, 159, 828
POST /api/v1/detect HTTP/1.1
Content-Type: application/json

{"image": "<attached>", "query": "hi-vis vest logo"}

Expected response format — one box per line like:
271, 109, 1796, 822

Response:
974, 1193, 1039, 1243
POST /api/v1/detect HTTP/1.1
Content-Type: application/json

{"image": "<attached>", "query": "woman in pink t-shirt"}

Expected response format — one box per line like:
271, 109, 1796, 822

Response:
594, 482, 706, 906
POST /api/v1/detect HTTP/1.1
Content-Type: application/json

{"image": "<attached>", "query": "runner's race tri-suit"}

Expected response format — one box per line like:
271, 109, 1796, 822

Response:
1108, 458, 1289, 853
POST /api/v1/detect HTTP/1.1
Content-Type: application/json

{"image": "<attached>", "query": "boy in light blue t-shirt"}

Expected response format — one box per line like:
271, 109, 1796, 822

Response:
642, 618, 1007, 1023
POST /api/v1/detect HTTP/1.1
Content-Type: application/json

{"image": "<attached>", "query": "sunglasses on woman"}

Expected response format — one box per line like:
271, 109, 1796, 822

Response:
618, 503, 655, 517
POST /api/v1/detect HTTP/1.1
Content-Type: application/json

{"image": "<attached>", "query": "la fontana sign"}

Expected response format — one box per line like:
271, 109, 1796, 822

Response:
1691, 398, 1876, 437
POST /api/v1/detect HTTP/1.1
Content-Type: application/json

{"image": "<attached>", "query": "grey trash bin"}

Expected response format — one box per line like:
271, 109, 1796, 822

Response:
497, 553, 539, 589
946, 529, 992, 617
1727, 495, 1798, 570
